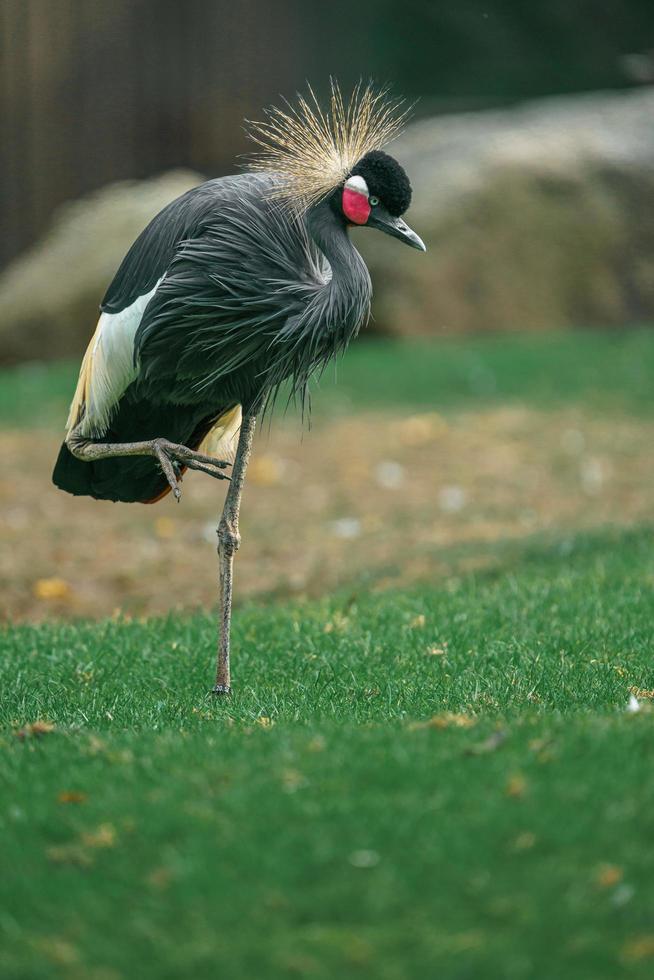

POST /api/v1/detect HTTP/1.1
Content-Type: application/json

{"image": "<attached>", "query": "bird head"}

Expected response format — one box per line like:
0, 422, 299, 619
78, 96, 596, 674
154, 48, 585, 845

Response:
341, 150, 425, 251
246, 81, 426, 252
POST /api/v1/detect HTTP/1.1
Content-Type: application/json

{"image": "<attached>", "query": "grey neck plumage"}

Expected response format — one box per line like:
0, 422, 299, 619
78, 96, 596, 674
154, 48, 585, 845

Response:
306, 197, 372, 337
259, 196, 372, 412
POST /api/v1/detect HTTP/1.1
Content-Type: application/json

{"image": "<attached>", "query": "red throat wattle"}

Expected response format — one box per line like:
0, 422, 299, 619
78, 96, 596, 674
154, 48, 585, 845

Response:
342, 186, 371, 225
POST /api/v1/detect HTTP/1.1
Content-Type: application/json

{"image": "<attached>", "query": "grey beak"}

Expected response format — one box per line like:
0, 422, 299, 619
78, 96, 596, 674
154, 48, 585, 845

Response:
394, 218, 427, 252
369, 210, 427, 251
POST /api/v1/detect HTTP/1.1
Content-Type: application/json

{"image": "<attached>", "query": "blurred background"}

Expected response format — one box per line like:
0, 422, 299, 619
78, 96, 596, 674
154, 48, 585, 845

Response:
2, 0, 654, 622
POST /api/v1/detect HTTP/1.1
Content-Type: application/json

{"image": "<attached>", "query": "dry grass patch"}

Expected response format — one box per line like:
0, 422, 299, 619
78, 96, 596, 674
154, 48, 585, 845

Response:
2, 404, 654, 621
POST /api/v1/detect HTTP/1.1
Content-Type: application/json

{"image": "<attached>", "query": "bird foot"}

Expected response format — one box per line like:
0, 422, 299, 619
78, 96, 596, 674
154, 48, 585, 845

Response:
153, 439, 231, 501
211, 684, 232, 697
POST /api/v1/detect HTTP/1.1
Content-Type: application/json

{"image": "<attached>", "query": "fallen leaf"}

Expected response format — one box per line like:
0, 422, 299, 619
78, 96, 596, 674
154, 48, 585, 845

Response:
409, 614, 426, 629
622, 936, 654, 962
505, 773, 527, 798
255, 717, 274, 729
57, 791, 87, 805
249, 455, 285, 486
46, 844, 92, 867
392, 413, 447, 446
33, 577, 71, 600
81, 823, 116, 849
596, 864, 623, 888
154, 516, 176, 539
629, 686, 654, 700
14, 720, 56, 740
408, 712, 476, 731
323, 612, 350, 633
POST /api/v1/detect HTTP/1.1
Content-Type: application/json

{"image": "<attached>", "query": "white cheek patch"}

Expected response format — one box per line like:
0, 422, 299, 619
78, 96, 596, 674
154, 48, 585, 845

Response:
344, 175, 369, 197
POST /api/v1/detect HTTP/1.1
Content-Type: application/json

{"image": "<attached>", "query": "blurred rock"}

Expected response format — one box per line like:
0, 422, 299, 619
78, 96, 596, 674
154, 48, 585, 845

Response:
355, 88, 654, 336
3, 89, 654, 360
0, 170, 203, 363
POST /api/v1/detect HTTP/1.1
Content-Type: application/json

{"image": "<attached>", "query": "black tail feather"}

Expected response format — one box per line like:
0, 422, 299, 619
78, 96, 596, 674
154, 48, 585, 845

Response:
52, 441, 174, 503
52, 387, 219, 504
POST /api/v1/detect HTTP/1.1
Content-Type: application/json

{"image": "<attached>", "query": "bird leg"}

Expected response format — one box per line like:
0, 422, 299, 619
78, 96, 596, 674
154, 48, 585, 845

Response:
66, 427, 231, 501
213, 411, 257, 695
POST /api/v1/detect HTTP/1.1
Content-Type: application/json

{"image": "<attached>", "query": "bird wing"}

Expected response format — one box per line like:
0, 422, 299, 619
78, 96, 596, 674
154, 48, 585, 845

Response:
132, 182, 327, 412
66, 282, 161, 437
66, 176, 266, 438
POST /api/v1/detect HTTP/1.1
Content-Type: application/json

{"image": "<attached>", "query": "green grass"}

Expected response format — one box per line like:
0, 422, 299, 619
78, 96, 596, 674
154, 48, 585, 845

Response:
3, 527, 654, 979
4, 326, 654, 427
4, 330, 654, 976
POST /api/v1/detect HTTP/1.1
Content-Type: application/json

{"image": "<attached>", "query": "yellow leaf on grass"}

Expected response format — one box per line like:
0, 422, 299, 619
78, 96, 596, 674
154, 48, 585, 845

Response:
596, 864, 623, 888
393, 413, 448, 446
629, 686, 654, 700
408, 713, 476, 731
505, 774, 527, 798
57, 790, 87, 805
249, 455, 285, 486
256, 717, 275, 729
323, 613, 350, 634
33, 577, 71, 600
46, 844, 92, 867
81, 823, 116, 849
154, 517, 176, 539
622, 936, 654, 962
14, 720, 56, 740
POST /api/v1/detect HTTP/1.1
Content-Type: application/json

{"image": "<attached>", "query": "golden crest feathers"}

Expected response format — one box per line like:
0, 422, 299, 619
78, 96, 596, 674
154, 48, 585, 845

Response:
245, 80, 411, 213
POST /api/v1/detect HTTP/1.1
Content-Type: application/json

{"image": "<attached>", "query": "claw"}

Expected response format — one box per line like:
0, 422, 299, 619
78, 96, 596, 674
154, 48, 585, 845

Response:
184, 459, 231, 481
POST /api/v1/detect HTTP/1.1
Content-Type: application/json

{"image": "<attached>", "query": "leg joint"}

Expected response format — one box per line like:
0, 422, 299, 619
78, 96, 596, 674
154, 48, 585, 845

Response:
65, 428, 91, 460
217, 521, 240, 555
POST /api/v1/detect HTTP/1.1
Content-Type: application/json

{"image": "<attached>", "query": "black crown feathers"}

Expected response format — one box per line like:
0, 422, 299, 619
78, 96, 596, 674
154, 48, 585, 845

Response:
351, 150, 412, 217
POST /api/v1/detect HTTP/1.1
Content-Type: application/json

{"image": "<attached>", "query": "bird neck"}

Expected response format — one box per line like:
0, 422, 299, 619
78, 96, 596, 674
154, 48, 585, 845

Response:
305, 197, 372, 332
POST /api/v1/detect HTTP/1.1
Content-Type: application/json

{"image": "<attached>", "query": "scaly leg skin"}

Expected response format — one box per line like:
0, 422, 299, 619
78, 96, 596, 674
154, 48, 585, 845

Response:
66, 427, 231, 501
213, 411, 257, 696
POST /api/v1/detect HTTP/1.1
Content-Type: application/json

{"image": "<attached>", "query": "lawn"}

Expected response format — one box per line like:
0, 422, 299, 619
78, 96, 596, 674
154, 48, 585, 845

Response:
2, 331, 654, 978
6, 327, 654, 429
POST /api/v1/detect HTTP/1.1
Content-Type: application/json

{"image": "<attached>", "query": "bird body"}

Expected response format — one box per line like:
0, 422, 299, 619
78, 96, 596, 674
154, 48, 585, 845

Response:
52, 82, 425, 692
53, 172, 372, 502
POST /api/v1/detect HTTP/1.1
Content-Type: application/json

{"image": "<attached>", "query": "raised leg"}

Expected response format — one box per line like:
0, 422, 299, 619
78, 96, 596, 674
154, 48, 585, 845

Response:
66, 427, 231, 501
213, 411, 257, 695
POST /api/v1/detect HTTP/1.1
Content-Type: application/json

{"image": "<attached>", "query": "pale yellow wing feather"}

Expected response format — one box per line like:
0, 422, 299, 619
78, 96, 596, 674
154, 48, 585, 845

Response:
198, 405, 242, 462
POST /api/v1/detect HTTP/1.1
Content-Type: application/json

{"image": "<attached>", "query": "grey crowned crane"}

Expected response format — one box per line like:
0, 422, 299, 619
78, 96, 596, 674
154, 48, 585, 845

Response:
52, 83, 425, 694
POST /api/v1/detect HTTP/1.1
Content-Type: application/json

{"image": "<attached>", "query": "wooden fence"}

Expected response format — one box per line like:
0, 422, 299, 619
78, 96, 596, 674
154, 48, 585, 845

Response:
0, 0, 309, 268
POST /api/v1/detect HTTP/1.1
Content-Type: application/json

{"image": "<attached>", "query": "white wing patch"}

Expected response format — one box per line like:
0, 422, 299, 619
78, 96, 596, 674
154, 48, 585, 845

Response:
66, 281, 161, 437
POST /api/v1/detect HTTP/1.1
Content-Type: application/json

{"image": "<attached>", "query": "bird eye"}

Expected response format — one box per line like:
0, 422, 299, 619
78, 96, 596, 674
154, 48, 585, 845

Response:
369, 196, 379, 206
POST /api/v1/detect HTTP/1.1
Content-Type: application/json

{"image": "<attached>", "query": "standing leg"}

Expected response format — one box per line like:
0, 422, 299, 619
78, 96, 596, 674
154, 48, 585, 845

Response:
213, 411, 257, 695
